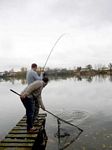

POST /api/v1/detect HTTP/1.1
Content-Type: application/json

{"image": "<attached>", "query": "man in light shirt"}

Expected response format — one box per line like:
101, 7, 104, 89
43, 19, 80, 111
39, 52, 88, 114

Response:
26, 63, 43, 85
20, 77, 49, 133
26, 63, 45, 124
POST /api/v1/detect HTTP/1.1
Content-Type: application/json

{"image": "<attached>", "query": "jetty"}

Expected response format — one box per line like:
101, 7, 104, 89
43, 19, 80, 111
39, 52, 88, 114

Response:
0, 113, 47, 150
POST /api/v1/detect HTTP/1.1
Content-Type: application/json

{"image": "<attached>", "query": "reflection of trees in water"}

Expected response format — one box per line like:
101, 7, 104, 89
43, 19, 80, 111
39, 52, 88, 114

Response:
21, 79, 26, 85
73, 75, 93, 82
76, 75, 82, 81
1, 75, 112, 84
0, 78, 4, 82
50, 74, 74, 81
85, 76, 93, 82
109, 75, 112, 82
0, 77, 27, 85
0, 74, 74, 84
0, 77, 15, 84
73, 75, 112, 83
95, 75, 108, 82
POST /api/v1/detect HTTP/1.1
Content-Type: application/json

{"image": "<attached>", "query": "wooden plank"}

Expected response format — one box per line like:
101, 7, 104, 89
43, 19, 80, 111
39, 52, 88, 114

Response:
16, 124, 26, 127
0, 147, 31, 150
9, 129, 39, 134
1, 139, 35, 143
22, 113, 47, 118
12, 127, 27, 130
21, 115, 47, 122
0, 143, 33, 147
12, 126, 40, 130
16, 120, 44, 125
5, 134, 37, 139
16, 122, 27, 125
21, 116, 46, 121
33, 122, 43, 126
16, 122, 43, 126
38, 113, 47, 116
18, 119, 44, 124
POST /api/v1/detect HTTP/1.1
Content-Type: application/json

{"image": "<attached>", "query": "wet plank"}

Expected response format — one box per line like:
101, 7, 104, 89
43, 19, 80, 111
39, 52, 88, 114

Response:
1, 139, 35, 143
5, 132, 38, 139
16, 122, 43, 126
9, 129, 39, 134
0, 143, 33, 147
0, 148, 31, 150
12, 126, 40, 130
12, 126, 27, 130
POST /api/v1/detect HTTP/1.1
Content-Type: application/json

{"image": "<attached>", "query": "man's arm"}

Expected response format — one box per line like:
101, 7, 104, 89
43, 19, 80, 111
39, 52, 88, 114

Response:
26, 70, 43, 85
38, 94, 45, 111
33, 71, 42, 80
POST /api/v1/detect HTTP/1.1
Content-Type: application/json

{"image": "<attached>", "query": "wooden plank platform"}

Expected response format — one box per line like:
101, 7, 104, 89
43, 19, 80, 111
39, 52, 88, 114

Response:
0, 113, 47, 150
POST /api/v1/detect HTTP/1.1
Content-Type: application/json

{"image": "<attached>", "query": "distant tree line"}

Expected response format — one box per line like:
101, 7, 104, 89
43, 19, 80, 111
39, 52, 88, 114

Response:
1, 63, 112, 78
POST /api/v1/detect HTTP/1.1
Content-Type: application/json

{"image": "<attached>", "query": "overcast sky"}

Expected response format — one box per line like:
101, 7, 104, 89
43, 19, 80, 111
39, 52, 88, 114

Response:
0, 0, 112, 71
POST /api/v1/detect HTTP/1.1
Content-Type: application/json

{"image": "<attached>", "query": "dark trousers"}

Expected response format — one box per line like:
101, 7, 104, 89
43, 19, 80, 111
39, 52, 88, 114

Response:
33, 97, 39, 122
21, 97, 35, 130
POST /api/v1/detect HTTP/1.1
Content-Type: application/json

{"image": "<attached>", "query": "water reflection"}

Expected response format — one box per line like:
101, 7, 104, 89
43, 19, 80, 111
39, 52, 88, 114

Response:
1, 75, 112, 85
109, 75, 112, 81
0, 77, 26, 84
57, 110, 89, 125
73, 74, 112, 83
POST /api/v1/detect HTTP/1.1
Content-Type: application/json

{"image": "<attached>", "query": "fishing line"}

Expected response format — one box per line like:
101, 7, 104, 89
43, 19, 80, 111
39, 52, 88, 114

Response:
43, 33, 67, 70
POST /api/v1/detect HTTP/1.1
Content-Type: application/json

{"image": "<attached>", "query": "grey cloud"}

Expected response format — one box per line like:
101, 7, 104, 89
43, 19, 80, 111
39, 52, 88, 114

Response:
0, 38, 14, 56
48, 0, 112, 27
0, 0, 112, 71
1, 0, 112, 25
0, 0, 52, 25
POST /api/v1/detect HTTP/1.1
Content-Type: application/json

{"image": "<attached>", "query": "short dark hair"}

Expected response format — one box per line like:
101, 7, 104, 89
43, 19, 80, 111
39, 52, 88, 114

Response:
42, 77, 49, 84
31, 63, 37, 68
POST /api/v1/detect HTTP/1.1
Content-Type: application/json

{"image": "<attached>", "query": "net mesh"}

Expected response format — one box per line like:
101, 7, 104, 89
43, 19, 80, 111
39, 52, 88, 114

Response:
54, 118, 82, 150
46, 110, 85, 150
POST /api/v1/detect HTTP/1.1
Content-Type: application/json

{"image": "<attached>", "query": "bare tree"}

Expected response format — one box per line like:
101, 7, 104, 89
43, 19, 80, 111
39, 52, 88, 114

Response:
86, 64, 92, 71
108, 63, 112, 71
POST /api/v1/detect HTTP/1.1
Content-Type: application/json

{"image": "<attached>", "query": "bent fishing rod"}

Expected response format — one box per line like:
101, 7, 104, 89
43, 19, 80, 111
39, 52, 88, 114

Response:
43, 33, 66, 70
10, 89, 83, 132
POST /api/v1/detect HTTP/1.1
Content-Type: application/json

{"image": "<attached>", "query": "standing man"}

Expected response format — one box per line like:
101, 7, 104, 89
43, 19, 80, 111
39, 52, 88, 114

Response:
20, 77, 49, 133
26, 63, 44, 120
26, 63, 43, 85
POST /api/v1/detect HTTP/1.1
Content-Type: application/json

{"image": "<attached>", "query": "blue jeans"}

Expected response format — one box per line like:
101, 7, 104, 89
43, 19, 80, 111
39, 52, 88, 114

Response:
21, 97, 35, 130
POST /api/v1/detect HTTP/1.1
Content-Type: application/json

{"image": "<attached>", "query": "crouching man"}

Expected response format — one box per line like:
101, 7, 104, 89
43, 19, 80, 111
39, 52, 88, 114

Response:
20, 77, 49, 133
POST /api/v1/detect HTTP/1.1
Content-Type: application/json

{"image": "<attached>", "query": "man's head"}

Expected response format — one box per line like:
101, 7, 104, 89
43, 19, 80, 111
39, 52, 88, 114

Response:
31, 63, 37, 71
42, 77, 49, 87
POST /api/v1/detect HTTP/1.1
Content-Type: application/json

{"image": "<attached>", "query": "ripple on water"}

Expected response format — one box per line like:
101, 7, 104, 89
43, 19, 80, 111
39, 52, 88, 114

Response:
55, 109, 89, 125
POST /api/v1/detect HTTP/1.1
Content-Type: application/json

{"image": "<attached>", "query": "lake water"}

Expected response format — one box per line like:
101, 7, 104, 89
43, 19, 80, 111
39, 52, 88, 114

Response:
0, 75, 112, 150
